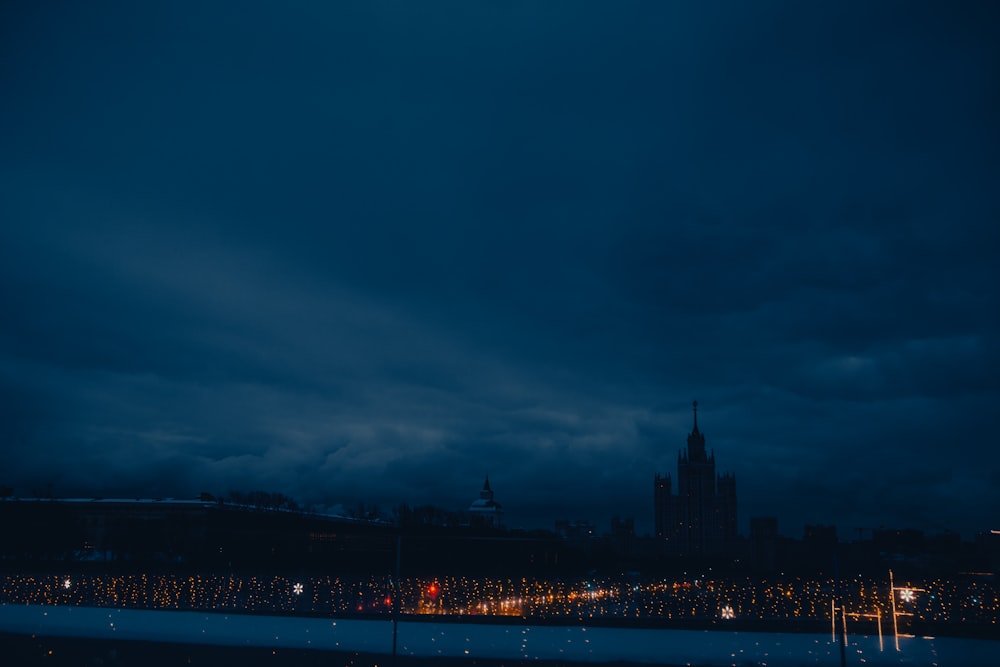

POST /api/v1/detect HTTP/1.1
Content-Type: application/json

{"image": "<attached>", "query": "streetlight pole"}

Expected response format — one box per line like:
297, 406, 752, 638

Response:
834, 552, 846, 667
889, 569, 899, 652
392, 533, 401, 667
888, 568, 925, 652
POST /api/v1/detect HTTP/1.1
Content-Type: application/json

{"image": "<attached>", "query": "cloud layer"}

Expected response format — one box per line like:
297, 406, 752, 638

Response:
1, 1, 997, 537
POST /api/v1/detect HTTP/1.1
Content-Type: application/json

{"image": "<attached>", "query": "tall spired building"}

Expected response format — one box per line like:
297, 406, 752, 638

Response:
654, 402, 737, 556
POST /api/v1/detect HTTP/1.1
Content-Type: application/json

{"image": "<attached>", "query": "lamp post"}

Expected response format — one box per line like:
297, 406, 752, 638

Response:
888, 569, 925, 652
391, 533, 401, 667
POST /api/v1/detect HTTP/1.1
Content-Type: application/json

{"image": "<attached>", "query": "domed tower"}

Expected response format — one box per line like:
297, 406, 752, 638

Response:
468, 475, 504, 528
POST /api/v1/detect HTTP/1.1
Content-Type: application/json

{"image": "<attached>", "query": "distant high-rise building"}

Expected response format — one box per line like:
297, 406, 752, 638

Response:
750, 516, 778, 572
654, 401, 737, 556
554, 519, 595, 541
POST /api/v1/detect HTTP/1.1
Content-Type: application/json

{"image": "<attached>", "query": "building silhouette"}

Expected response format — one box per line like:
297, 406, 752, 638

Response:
468, 475, 504, 528
654, 401, 737, 556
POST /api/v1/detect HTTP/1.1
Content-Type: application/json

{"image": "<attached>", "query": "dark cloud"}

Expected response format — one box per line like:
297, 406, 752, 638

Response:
1, 1, 998, 537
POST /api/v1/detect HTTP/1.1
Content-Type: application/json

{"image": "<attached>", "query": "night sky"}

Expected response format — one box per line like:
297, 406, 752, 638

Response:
2, 1, 998, 538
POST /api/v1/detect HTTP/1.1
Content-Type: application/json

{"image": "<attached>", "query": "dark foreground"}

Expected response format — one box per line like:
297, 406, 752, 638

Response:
0, 633, 669, 667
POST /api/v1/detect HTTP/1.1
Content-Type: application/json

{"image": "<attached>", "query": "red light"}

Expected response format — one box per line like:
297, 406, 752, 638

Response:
384, 596, 392, 606
427, 583, 439, 599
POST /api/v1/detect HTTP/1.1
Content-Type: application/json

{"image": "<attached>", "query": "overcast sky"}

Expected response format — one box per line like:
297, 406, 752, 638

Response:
2, 1, 997, 537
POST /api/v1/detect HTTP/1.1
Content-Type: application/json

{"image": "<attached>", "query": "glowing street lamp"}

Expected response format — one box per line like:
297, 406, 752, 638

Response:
62, 578, 71, 590
888, 570, 925, 652
292, 582, 304, 596
720, 604, 735, 619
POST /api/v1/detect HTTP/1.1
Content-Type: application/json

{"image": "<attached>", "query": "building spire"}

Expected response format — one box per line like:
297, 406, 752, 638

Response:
479, 474, 495, 502
686, 400, 707, 460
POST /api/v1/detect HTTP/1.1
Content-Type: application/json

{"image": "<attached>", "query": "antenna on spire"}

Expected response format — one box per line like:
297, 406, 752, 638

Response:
692, 400, 699, 431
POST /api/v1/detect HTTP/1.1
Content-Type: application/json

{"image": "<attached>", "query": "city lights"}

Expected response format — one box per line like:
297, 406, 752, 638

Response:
0, 572, 993, 631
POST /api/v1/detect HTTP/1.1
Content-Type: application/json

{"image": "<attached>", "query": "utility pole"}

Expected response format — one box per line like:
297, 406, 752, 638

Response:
834, 552, 846, 667
392, 533, 401, 667
890, 569, 899, 652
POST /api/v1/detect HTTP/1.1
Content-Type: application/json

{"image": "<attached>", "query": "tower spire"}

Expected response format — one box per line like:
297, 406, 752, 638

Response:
686, 400, 707, 461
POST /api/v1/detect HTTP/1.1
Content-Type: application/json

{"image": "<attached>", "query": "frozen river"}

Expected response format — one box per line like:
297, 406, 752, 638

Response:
0, 603, 994, 665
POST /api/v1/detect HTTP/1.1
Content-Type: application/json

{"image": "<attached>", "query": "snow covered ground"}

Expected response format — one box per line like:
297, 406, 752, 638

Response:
0, 604, 994, 665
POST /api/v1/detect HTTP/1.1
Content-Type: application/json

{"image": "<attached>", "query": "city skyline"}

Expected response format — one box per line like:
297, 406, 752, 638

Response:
2, 1, 998, 539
